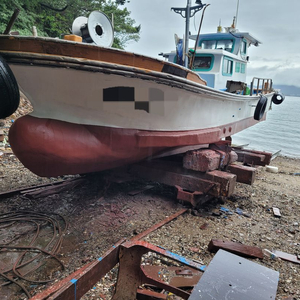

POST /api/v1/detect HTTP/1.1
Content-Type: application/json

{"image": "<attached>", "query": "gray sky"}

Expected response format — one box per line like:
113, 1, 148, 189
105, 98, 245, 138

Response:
124, 0, 299, 87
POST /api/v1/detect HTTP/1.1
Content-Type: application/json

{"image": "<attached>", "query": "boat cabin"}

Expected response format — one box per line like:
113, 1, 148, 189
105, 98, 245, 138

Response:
163, 29, 261, 92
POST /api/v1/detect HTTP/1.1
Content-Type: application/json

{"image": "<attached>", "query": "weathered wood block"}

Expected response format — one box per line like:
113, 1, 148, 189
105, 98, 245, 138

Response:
205, 170, 236, 197
208, 239, 264, 259
227, 164, 256, 185
130, 163, 221, 197
183, 149, 221, 172
233, 148, 272, 166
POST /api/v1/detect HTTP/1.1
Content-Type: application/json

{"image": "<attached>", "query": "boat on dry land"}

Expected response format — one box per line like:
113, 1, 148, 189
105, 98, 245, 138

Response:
0, 3, 284, 177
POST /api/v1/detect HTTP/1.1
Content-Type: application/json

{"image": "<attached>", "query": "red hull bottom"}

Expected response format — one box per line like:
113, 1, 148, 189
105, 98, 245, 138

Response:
8, 115, 259, 177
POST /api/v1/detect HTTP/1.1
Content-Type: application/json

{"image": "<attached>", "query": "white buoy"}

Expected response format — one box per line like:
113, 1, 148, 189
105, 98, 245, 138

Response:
266, 166, 279, 173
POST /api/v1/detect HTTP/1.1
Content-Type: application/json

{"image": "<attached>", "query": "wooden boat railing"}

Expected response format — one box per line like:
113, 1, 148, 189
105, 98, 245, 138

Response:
250, 77, 273, 95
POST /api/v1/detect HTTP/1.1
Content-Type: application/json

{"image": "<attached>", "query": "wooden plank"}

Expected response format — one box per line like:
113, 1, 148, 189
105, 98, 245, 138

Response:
205, 170, 236, 197
208, 239, 264, 259
233, 148, 272, 166
0, 180, 69, 198
23, 178, 86, 199
130, 163, 220, 197
227, 164, 256, 185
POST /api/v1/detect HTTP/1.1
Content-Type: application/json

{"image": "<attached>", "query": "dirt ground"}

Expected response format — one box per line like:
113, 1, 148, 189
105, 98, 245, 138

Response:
0, 100, 299, 299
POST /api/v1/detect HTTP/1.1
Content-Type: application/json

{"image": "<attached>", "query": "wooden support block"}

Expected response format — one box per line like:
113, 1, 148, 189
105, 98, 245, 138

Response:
233, 148, 272, 166
205, 170, 236, 197
130, 163, 220, 197
243, 153, 266, 166
227, 164, 256, 185
208, 239, 264, 259
183, 149, 221, 172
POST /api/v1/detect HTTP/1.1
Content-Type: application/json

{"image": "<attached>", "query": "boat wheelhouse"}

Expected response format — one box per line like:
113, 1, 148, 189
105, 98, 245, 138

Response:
163, 27, 268, 94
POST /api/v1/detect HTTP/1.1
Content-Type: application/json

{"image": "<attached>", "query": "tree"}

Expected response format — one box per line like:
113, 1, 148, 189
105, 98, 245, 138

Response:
0, 0, 139, 49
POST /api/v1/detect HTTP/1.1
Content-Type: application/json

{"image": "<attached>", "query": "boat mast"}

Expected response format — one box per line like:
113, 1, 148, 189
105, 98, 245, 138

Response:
235, 0, 240, 28
171, 0, 205, 68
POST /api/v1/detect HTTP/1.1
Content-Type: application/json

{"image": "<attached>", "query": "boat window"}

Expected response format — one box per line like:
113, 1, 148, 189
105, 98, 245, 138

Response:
200, 40, 215, 49
241, 40, 247, 54
235, 62, 241, 73
216, 40, 233, 52
241, 63, 246, 74
200, 39, 234, 52
192, 55, 213, 71
223, 57, 233, 76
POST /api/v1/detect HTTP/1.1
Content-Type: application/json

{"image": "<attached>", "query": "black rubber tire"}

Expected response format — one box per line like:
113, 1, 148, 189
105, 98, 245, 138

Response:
0, 55, 20, 119
271, 93, 285, 105
254, 95, 268, 120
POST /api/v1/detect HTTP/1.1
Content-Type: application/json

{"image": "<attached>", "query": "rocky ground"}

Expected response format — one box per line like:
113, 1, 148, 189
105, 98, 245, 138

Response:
0, 98, 299, 299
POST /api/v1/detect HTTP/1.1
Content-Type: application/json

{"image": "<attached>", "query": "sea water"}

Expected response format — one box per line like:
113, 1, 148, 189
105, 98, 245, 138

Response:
232, 96, 300, 158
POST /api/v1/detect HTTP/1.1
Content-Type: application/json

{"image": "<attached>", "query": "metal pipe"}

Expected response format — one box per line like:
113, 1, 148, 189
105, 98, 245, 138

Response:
235, 0, 240, 28
184, 0, 191, 68
189, 4, 210, 69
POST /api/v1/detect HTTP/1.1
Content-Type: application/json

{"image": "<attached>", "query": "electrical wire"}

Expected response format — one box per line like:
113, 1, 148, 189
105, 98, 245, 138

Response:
0, 211, 68, 298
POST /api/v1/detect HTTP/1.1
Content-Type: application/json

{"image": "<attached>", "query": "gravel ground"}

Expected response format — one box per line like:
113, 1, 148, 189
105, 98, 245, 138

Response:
0, 98, 299, 300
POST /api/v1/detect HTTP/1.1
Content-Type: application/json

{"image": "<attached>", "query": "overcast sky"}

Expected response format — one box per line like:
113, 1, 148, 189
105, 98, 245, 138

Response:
124, 0, 299, 87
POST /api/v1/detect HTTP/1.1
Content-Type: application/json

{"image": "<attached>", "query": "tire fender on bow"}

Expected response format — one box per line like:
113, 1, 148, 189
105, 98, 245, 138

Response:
0, 55, 20, 119
254, 95, 268, 121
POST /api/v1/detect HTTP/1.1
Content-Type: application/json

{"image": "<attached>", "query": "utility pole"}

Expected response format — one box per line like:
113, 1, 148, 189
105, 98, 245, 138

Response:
171, 0, 205, 68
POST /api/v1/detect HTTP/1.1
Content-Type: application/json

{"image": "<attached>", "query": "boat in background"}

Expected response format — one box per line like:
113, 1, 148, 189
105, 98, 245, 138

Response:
0, 3, 284, 177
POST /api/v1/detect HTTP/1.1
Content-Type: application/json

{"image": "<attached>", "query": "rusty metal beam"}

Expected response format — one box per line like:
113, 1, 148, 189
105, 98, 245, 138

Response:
113, 240, 205, 300
34, 239, 205, 300
131, 208, 187, 241
45, 239, 125, 300
175, 186, 205, 207
31, 262, 94, 300
137, 288, 167, 299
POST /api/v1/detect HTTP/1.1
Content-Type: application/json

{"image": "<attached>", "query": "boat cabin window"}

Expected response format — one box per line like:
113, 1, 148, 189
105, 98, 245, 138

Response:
241, 63, 246, 74
200, 39, 234, 52
192, 55, 214, 71
223, 57, 233, 75
235, 62, 241, 73
236, 62, 246, 74
241, 40, 247, 54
